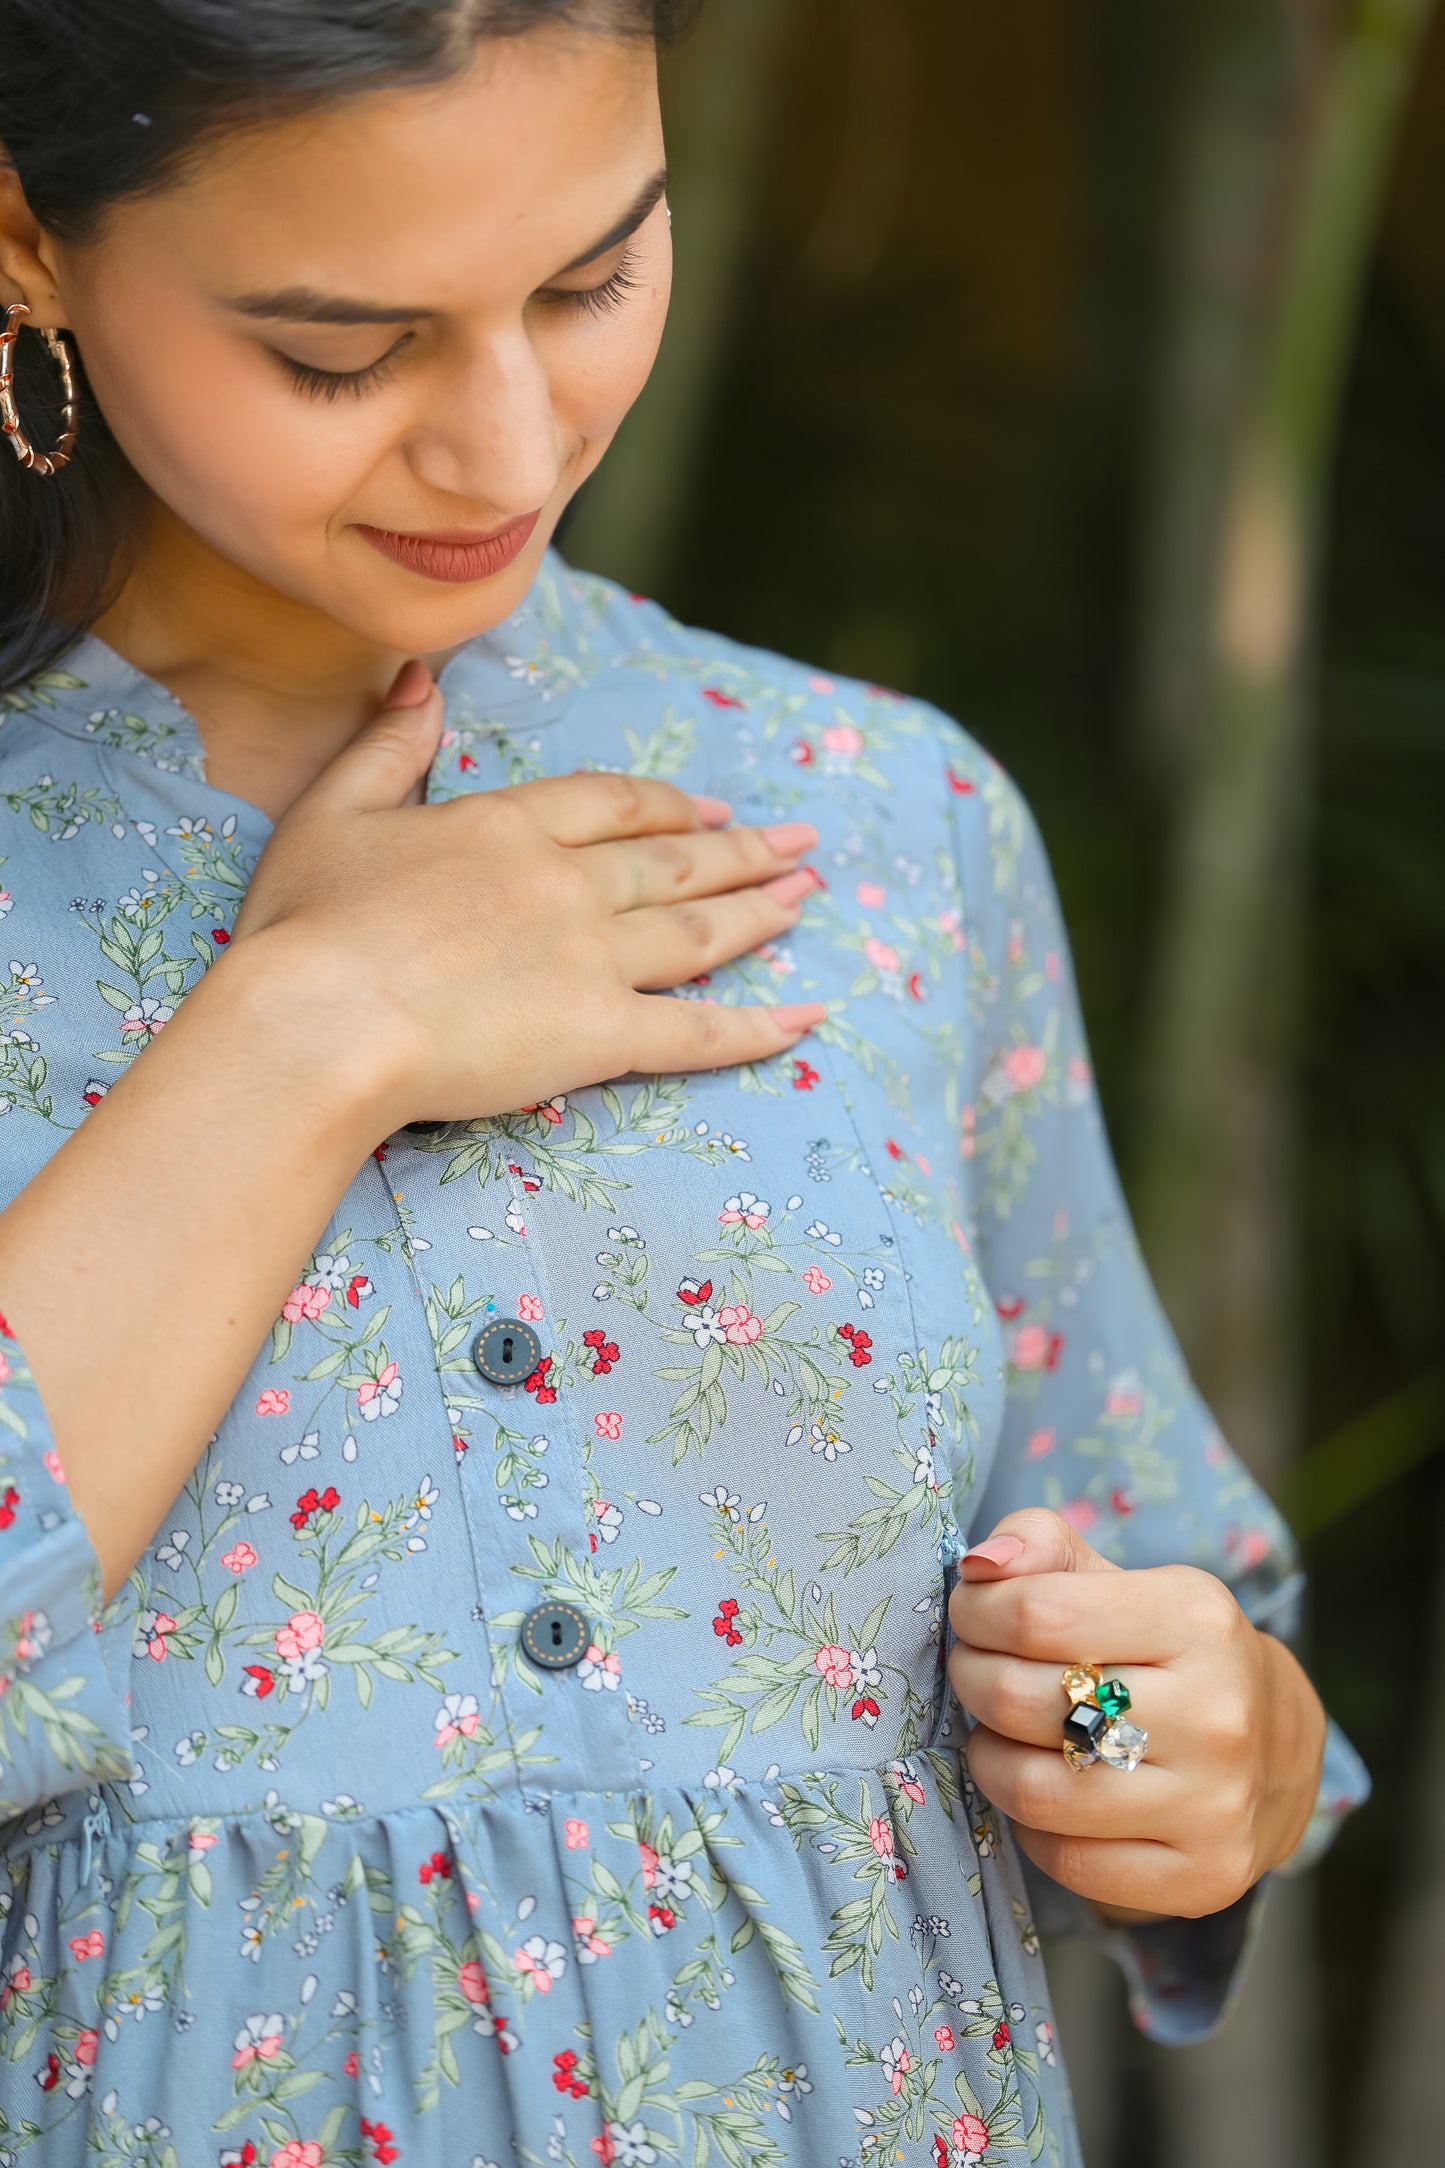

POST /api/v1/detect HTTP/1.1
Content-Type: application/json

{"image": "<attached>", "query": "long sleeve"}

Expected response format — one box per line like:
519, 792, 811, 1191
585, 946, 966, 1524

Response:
0, 1315, 133, 1817
954, 760, 1369, 2044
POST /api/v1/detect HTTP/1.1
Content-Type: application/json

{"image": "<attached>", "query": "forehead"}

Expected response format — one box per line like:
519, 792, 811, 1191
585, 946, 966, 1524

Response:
105, 31, 661, 301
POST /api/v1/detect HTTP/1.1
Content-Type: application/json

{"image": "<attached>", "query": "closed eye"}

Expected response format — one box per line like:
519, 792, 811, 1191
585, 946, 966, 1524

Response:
274, 334, 411, 402
542, 246, 646, 322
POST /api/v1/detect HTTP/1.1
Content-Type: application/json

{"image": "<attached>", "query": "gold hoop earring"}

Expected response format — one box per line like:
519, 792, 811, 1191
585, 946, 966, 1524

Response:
0, 302, 80, 476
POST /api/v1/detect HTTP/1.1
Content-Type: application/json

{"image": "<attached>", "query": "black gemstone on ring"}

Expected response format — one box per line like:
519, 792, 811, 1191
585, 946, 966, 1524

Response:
1062, 1701, 1110, 1756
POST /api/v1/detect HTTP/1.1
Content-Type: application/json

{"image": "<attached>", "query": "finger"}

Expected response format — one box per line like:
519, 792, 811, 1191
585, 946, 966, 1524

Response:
1007, 1823, 1192, 1918
613, 883, 812, 990
952, 1560, 1229, 1666
965, 1724, 1180, 1842
959, 1505, 1122, 1582
506, 771, 736, 849
627, 994, 828, 1076
304, 660, 443, 814
949, 1643, 1158, 1755
584, 821, 818, 914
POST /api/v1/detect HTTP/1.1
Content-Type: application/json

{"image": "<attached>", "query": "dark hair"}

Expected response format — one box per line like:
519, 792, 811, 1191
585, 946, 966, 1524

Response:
0, 0, 692, 694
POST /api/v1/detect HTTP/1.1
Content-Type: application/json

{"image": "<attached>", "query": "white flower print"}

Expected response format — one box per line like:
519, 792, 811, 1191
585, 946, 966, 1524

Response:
719, 1191, 770, 1229
880, 2036, 912, 2093
700, 1485, 741, 1521
786, 1419, 852, 1461
120, 997, 173, 1037
688, 1306, 727, 1348
577, 1645, 621, 1692
607, 2124, 657, 2168
356, 1359, 402, 1421
514, 1935, 567, 1993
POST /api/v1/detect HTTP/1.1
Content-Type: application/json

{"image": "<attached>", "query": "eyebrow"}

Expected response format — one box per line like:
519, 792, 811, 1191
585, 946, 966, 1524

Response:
220, 169, 669, 326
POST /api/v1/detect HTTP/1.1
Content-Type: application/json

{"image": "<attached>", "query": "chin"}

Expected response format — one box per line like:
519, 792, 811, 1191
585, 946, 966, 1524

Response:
316, 540, 550, 656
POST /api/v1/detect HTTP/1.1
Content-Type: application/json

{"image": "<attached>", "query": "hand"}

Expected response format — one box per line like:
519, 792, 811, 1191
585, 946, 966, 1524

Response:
947, 1507, 1326, 1921
232, 660, 826, 1124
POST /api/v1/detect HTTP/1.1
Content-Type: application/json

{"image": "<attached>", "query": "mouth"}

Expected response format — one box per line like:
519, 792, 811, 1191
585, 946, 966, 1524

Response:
356, 508, 542, 585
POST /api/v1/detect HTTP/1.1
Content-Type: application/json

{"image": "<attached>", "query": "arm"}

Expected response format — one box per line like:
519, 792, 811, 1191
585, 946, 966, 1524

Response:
950, 763, 1367, 2039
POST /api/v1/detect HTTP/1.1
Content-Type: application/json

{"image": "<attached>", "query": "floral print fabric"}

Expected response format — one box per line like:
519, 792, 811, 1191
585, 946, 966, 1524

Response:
0, 556, 1366, 2168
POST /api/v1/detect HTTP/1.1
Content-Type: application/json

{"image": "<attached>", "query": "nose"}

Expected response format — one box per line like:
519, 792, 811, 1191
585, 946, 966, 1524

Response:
406, 325, 565, 516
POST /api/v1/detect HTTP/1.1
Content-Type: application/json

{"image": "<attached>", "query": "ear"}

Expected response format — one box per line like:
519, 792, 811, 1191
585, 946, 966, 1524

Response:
0, 160, 68, 327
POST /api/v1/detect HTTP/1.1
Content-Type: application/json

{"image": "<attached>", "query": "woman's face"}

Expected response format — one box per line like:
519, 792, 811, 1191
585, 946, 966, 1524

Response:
42, 30, 670, 654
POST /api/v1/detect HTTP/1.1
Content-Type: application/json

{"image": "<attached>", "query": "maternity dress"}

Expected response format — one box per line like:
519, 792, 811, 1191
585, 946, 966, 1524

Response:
0, 554, 1367, 2168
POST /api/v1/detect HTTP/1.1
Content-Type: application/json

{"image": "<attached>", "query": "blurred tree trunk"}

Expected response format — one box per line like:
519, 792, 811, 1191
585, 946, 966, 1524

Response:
563, 0, 801, 597
1131, 4, 1436, 2166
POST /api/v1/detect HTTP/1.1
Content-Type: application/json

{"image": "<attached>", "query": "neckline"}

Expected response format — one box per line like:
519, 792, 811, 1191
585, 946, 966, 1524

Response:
18, 549, 586, 808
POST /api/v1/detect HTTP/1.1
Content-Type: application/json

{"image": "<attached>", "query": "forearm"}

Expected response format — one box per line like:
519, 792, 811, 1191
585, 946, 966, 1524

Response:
0, 928, 407, 1599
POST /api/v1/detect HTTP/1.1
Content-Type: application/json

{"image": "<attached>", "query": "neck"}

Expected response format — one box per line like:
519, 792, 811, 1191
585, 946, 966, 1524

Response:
92, 502, 455, 818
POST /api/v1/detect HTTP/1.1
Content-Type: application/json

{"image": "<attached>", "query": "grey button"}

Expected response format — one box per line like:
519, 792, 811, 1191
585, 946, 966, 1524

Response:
519, 1601, 590, 1672
472, 1316, 543, 1385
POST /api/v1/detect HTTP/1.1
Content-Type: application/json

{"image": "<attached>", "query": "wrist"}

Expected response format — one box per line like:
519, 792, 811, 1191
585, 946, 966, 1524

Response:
210, 921, 421, 1141
1259, 1630, 1327, 1872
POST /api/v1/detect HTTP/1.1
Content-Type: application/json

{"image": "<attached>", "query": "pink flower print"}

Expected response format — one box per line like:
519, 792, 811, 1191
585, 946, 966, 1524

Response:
869, 1816, 894, 1858
801, 1265, 832, 1295
578, 1645, 621, 1692
719, 1304, 762, 1345
68, 1930, 105, 1963
856, 881, 887, 907
135, 1608, 176, 1662
1003, 1043, 1047, 1094
275, 1610, 325, 1661
718, 1190, 769, 1229
572, 1914, 613, 1961
881, 2036, 911, 2094
592, 2133, 616, 2167
1027, 1428, 1056, 1459
594, 1411, 623, 1440
233, 2012, 286, 2068
638, 1841, 659, 1888
434, 1692, 481, 1746
0, 1957, 30, 2010
43, 1448, 65, 1483
564, 1818, 589, 1850
269, 2145, 324, 2168
222, 1541, 258, 1574
863, 936, 900, 973
821, 722, 862, 756
0, 1351, 8, 1387
1105, 1385, 1143, 1418
1060, 1498, 1097, 1533
516, 1291, 545, 1322
1012, 1323, 1063, 1372
1241, 1527, 1272, 1569
934, 2025, 956, 2052
356, 1359, 402, 1421
459, 1959, 490, 2006
808, 674, 836, 695
74, 2028, 98, 2068
189, 1828, 218, 1854
344, 2049, 360, 2079
815, 1642, 852, 1690
514, 1935, 567, 1994
892, 1761, 926, 1805
255, 1388, 290, 1417
281, 1282, 331, 1325
938, 907, 966, 951
954, 2114, 990, 2163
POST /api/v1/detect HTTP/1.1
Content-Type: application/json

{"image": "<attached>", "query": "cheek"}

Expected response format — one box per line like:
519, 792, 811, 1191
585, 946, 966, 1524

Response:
554, 277, 671, 457
80, 311, 387, 569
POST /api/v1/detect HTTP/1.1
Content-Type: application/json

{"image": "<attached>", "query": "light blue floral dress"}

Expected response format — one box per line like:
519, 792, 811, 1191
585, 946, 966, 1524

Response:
0, 556, 1365, 2168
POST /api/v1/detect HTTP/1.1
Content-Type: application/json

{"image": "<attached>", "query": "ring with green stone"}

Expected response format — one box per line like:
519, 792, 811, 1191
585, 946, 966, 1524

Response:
1060, 1665, 1149, 1773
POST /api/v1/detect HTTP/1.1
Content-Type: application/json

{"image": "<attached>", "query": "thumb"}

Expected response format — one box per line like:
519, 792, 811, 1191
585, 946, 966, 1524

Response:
959, 1505, 1120, 1581
307, 659, 442, 815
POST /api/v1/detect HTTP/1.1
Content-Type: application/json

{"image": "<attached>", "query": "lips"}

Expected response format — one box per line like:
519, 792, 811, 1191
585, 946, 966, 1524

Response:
357, 508, 542, 584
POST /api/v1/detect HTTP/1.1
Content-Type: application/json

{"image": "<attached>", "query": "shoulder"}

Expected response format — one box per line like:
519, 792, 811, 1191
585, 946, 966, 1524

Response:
550, 554, 1045, 899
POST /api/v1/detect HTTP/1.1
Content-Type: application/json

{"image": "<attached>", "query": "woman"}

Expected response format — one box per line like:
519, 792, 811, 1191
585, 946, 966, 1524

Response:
0, 2, 1366, 2161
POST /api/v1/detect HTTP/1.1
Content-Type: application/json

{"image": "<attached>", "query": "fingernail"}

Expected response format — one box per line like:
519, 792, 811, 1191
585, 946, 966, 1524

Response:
388, 659, 433, 708
691, 793, 733, 825
964, 1535, 1025, 1567
764, 868, 814, 907
772, 1002, 828, 1033
763, 821, 818, 855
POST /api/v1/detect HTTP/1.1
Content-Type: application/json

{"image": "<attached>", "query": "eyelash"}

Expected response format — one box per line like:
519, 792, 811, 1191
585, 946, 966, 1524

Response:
276, 248, 647, 401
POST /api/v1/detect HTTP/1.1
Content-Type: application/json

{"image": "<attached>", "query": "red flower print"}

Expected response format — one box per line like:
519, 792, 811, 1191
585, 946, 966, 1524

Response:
995, 1296, 1024, 1320
947, 765, 976, 795
907, 971, 927, 1001
524, 1355, 557, 1404
592, 2134, 615, 2167
0, 1484, 19, 1530
791, 738, 814, 765
712, 1597, 742, 1647
361, 2120, 400, 2166
459, 750, 478, 771
583, 1328, 620, 1375
792, 1059, 819, 1090
418, 1851, 452, 1884
837, 1322, 873, 1367
647, 1902, 677, 1935
1012, 1324, 1064, 1372
993, 2019, 1011, 2051
703, 687, 745, 708
507, 1160, 541, 1193
37, 2052, 61, 2092
346, 1273, 371, 1308
211, 927, 231, 945
290, 1486, 340, 1531
241, 1665, 275, 1699
677, 1277, 713, 1307
553, 2048, 588, 2099
884, 1138, 906, 1161
852, 1696, 881, 1727
1111, 1486, 1136, 1516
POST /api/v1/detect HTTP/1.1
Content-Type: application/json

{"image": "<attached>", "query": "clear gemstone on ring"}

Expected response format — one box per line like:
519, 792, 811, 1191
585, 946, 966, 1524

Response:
1098, 1718, 1148, 1771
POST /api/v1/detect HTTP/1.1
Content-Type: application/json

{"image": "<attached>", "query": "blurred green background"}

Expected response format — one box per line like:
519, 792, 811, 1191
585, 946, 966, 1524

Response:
563, 3, 1445, 2163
